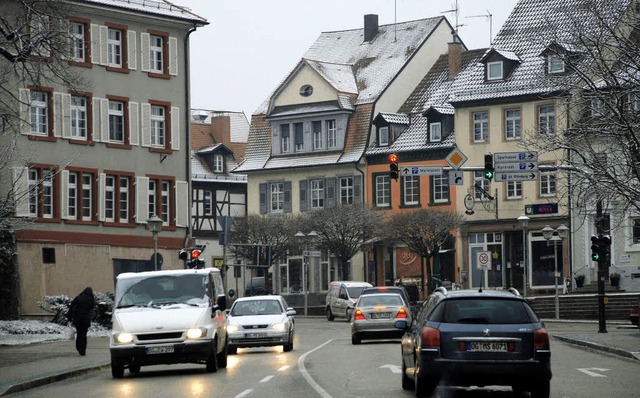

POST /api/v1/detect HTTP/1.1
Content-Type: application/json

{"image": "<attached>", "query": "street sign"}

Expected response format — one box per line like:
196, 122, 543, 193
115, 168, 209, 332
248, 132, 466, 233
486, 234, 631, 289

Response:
525, 203, 558, 215
494, 151, 538, 162
494, 162, 538, 172
476, 251, 491, 270
400, 165, 443, 176
449, 170, 463, 185
445, 148, 468, 170
303, 250, 321, 257
495, 172, 538, 181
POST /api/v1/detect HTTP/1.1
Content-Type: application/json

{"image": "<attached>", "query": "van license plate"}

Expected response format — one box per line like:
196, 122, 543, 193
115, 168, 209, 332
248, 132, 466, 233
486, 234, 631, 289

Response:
146, 345, 174, 354
467, 342, 507, 352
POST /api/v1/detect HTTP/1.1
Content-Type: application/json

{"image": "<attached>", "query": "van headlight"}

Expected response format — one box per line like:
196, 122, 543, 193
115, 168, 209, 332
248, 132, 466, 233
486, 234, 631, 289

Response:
271, 322, 286, 331
186, 327, 207, 339
115, 332, 133, 344
227, 325, 239, 333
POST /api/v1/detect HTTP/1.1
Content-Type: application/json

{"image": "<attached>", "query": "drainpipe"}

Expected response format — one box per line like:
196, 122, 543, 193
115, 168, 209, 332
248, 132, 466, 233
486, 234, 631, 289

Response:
183, 25, 197, 251
355, 163, 367, 280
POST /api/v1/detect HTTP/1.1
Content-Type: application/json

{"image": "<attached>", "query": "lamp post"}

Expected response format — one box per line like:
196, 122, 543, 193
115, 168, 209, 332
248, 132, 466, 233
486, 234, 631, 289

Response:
517, 214, 530, 298
147, 215, 163, 271
295, 230, 318, 317
542, 224, 569, 319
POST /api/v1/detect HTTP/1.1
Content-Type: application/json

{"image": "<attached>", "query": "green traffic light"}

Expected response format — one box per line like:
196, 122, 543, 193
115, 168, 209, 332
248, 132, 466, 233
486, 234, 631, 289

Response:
485, 171, 493, 180
592, 253, 600, 261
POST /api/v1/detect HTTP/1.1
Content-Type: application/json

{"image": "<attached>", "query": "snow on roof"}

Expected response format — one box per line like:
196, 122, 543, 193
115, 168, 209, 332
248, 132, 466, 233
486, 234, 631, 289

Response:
306, 60, 358, 94
85, 0, 207, 23
377, 113, 410, 125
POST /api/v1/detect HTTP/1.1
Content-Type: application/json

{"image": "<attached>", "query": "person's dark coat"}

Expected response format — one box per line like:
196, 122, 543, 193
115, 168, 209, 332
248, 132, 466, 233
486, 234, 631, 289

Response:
68, 287, 94, 326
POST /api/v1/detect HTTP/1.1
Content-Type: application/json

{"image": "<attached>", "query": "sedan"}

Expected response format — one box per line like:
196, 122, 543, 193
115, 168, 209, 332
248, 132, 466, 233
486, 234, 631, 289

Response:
227, 295, 296, 354
351, 293, 411, 345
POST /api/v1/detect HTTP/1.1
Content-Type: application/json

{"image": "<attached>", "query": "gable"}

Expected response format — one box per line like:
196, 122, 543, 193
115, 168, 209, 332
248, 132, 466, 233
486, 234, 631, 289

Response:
272, 64, 342, 110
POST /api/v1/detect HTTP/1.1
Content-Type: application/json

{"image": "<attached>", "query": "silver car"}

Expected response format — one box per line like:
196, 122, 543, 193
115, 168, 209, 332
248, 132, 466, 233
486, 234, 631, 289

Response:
351, 293, 411, 344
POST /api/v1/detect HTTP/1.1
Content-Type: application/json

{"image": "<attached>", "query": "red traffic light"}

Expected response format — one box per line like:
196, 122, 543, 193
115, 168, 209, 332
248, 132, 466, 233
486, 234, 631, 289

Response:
388, 153, 398, 163
191, 249, 202, 259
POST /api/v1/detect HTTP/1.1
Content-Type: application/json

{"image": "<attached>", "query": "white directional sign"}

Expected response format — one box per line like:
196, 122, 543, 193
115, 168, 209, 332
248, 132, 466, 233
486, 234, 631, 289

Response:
494, 151, 538, 162
495, 172, 538, 181
494, 161, 538, 172
400, 166, 443, 176
449, 170, 464, 185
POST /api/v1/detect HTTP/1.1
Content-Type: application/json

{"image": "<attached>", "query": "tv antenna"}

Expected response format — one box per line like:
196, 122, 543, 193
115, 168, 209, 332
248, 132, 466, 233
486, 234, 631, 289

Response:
441, 0, 466, 35
467, 10, 494, 45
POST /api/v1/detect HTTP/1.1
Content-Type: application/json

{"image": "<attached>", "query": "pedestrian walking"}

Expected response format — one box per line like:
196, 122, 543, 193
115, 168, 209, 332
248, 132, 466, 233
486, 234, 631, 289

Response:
68, 287, 95, 356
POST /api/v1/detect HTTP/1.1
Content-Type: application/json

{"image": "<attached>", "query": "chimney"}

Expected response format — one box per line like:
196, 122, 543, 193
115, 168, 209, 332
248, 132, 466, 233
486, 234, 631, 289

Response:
211, 115, 231, 147
448, 32, 463, 76
364, 14, 378, 42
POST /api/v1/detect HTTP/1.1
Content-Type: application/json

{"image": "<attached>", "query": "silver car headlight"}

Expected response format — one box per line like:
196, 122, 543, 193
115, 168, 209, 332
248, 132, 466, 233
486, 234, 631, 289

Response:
227, 324, 240, 333
114, 332, 133, 344
186, 327, 207, 339
271, 322, 287, 331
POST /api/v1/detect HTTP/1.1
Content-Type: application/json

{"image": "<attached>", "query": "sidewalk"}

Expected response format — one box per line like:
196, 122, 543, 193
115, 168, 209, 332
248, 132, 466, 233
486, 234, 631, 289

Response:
0, 320, 638, 396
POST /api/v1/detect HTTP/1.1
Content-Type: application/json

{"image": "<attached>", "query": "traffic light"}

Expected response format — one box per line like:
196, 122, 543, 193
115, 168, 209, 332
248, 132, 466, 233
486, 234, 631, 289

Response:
186, 246, 206, 269
590, 235, 602, 262
389, 153, 399, 180
600, 235, 611, 264
179, 248, 190, 261
484, 153, 494, 181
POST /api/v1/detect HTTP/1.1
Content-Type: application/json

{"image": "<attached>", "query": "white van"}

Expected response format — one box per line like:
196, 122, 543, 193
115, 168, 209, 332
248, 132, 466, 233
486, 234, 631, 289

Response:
325, 281, 372, 321
109, 268, 229, 378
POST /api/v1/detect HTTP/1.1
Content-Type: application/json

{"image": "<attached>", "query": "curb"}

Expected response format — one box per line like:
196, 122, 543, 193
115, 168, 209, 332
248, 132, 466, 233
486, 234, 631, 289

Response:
551, 335, 639, 361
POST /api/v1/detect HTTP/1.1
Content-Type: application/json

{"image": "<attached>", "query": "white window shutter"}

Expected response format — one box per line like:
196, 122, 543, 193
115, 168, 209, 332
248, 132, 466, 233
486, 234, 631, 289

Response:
175, 180, 188, 227
136, 176, 149, 224
90, 24, 100, 64
19, 88, 30, 135
99, 25, 108, 65
141, 103, 151, 147
60, 170, 69, 219
98, 173, 106, 221
140, 32, 150, 72
129, 101, 139, 145
169, 36, 178, 76
92, 97, 101, 142
53, 92, 63, 137
61, 93, 71, 138
127, 30, 137, 70
171, 106, 180, 150
12, 167, 29, 217
100, 98, 109, 142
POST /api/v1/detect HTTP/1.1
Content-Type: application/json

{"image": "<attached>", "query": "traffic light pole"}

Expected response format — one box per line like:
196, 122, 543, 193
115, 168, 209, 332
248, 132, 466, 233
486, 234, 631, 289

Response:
596, 200, 607, 333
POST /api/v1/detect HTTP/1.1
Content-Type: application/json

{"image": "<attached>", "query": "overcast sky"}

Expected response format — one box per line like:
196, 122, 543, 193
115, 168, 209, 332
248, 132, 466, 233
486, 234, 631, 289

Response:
177, 0, 519, 120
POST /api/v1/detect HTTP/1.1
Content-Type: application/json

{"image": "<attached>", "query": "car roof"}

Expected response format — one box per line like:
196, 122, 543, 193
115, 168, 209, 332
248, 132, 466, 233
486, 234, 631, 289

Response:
435, 287, 524, 300
331, 281, 372, 287
116, 267, 219, 280
234, 295, 282, 302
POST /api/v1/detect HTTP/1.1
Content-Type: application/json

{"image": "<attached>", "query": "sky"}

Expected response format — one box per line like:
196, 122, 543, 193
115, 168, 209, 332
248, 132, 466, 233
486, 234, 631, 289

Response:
177, 0, 519, 121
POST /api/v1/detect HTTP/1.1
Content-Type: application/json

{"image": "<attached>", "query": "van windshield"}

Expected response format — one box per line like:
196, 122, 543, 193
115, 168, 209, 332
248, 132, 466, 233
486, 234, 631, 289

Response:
115, 274, 209, 308
347, 286, 367, 299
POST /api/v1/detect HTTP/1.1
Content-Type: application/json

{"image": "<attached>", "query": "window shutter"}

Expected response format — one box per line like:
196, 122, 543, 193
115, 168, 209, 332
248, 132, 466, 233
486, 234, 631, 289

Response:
60, 170, 69, 219
12, 167, 29, 217
127, 30, 137, 70
284, 181, 292, 212
325, 177, 336, 207
92, 97, 101, 142
129, 102, 139, 145
97, 173, 106, 221
171, 106, 180, 150
99, 25, 108, 65
259, 183, 267, 214
175, 180, 188, 227
140, 32, 150, 72
100, 98, 109, 142
299, 179, 307, 212
136, 176, 149, 224
61, 93, 71, 138
141, 103, 151, 147
353, 175, 362, 204
90, 24, 100, 65
53, 92, 63, 137
19, 88, 30, 135
168, 36, 178, 76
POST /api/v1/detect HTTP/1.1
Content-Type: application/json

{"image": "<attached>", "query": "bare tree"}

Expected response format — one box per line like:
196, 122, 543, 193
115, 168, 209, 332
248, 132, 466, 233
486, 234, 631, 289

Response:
306, 204, 382, 280
385, 209, 464, 294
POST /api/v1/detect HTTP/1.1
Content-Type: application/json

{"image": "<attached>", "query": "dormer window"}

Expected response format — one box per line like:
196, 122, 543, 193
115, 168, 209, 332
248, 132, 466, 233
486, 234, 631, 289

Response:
379, 126, 389, 146
548, 54, 565, 74
430, 122, 442, 142
487, 61, 503, 80
213, 154, 224, 173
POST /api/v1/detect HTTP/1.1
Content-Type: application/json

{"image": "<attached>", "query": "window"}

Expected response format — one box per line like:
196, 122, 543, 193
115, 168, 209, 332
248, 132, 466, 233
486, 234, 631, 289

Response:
432, 173, 449, 203
403, 176, 420, 206
506, 181, 522, 199
270, 182, 285, 213
150, 105, 165, 147
504, 108, 521, 140
339, 176, 354, 204
214, 154, 224, 173
148, 179, 156, 219
104, 174, 130, 223
627, 92, 640, 112
300, 84, 313, 97
632, 217, 640, 244
150, 35, 163, 73
326, 119, 337, 148
148, 178, 172, 226
69, 21, 86, 62
473, 111, 489, 142
538, 104, 555, 134
310, 179, 325, 209
67, 172, 77, 218
540, 171, 556, 196
203, 190, 212, 215
27, 167, 57, 219
548, 55, 565, 74
30, 91, 49, 135
379, 126, 389, 146
474, 171, 489, 201
294, 122, 304, 151
81, 173, 93, 220
313, 121, 323, 150
70, 95, 87, 140
66, 171, 94, 221
375, 175, 390, 208
590, 97, 605, 117
108, 100, 124, 142
107, 28, 122, 67
280, 124, 290, 153
430, 122, 442, 142
487, 61, 503, 80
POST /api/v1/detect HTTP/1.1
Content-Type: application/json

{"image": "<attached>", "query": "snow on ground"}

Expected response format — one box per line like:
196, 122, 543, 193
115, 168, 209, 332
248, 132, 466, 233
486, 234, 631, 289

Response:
0, 320, 109, 346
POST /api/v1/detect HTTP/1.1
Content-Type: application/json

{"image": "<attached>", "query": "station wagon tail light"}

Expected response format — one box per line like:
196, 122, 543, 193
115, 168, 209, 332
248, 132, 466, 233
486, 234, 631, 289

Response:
354, 309, 366, 320
533, 328, 550, 349
420, 326, 440, 347
395, 307, 407, 319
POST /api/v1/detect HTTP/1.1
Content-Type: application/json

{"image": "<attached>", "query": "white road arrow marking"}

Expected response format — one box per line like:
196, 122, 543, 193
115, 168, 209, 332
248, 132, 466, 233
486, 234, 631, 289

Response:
380, 364, 402, 374
577, 368, 610, 377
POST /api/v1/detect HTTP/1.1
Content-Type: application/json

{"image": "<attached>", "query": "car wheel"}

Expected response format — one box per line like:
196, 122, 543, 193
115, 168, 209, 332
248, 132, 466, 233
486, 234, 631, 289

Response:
530, 380, 550, 398
351, 332, 361, 345
128, 364, 140, 375
326, 307, 335, 321
111, 361, 124, 379
228, 346, 237, 355
283, 331, 294, 352
206, 342, 218, 373
216, 338, 228, 368
346, 309, 352, 322
401, 360, 413, 390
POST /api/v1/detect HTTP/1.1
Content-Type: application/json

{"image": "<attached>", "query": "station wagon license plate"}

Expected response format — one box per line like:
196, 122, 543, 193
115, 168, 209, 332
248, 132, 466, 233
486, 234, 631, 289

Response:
370, 312, 391, 319
145, 345, 174, 355
467, 341, 507, 352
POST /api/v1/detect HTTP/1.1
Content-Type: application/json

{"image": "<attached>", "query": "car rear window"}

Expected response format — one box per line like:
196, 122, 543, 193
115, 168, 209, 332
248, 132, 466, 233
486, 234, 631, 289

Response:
358, 295, 403, 307
432, 298, 536, 324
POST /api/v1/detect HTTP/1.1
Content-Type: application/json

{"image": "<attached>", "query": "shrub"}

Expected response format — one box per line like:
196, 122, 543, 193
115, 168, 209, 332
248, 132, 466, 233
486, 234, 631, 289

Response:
38, 290, 114, 328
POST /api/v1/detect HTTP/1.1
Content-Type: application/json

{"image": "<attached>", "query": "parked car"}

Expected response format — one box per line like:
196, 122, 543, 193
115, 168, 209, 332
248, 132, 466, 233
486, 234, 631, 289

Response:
226, 295, 296, 354
351, 293, 411, 345
325, 281, 372, 321
397, 287, 551, 398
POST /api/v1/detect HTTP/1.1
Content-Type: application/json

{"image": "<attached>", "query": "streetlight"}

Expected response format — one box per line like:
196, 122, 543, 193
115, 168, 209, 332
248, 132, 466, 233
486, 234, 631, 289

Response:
517, 214, 530, 298
295, 230, 318, 317
147, 215, 163, 271
542, 224, 569, 319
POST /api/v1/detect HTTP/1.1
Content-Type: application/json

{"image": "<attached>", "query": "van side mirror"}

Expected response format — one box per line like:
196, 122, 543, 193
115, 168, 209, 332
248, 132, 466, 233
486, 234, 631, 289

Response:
213, 294, 227, 315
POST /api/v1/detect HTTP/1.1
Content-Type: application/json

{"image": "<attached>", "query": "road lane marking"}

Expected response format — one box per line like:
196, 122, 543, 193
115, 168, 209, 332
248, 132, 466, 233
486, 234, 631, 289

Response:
278, 365, 290, 371
260, 375, 274, 383
577, 368, 610, 377
298, 339, 334, 398
380, 364, 402, 374
234, 389, 253, 398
